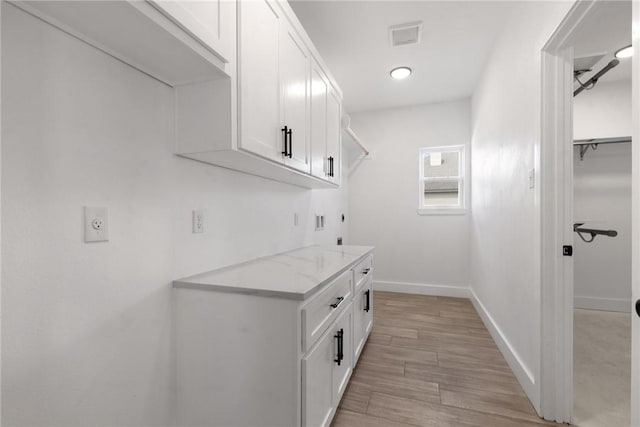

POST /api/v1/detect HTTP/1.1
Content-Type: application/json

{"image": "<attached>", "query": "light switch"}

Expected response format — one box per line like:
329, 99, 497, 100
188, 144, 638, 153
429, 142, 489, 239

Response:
84, 206, 109, 243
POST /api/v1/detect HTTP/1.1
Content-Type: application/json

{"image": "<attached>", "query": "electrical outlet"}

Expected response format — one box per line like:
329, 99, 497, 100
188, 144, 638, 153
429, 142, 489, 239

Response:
84, 206, 109, 243
294, 213, 299, 226
192, 210, 204, 233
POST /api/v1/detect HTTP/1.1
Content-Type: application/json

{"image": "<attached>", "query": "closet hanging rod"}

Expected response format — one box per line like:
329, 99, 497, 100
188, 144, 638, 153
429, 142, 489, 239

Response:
573, 59, 619, 97
574, 223, 618, 243
573, 136, 631, 146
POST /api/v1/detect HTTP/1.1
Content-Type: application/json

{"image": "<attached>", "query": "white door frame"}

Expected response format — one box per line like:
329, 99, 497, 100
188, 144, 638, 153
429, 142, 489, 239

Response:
540, 0, 639, 423
631, 2, 640, 426
539, 0, 597, 423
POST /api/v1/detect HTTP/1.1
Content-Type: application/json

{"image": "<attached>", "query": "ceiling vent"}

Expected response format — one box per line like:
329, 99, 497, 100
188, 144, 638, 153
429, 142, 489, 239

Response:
389, 22, 423, 47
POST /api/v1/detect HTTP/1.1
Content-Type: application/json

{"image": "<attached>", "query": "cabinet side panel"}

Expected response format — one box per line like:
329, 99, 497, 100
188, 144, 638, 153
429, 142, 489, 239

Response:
175, 289, 299, 427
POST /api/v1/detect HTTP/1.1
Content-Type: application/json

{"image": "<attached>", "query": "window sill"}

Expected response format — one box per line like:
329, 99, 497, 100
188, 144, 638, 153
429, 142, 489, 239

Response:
417, 208, 468, 216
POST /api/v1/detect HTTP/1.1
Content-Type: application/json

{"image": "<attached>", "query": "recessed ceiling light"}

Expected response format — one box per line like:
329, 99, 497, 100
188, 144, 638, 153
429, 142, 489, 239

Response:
390, 66, 412, 80
615, 45, 632, 59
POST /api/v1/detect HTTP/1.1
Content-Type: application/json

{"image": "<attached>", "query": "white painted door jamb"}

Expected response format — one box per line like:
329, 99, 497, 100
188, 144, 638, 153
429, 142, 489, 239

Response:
539, 0, 596, 423
630, 2, 640, 425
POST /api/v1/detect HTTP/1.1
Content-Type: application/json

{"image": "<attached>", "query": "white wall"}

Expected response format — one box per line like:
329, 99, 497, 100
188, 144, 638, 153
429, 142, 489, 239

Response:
574, 79, 632, 140
573, 80, 632, 312
470, 1, 573, 411
1, 5, 347, 425
348, 100, 470, 295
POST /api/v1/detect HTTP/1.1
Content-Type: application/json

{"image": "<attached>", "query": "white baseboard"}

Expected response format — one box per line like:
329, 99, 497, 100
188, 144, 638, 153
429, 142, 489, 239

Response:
469, 289, 539, 411
574, 296, 631, 313
373, 280, 470, 298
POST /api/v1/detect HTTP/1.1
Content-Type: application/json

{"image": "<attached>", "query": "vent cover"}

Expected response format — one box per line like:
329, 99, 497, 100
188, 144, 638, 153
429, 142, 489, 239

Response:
389, 22, 423, 47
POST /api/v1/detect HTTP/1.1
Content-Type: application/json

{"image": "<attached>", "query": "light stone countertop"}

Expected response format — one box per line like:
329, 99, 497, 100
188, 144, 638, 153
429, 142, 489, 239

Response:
173, 245, 374, 300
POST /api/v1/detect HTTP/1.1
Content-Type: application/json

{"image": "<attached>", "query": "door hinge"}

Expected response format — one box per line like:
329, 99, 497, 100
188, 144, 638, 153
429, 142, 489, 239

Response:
563, 245, 573, 256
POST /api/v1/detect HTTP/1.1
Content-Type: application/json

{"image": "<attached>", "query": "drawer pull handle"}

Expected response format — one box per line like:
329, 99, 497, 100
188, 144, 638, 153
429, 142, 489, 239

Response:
334, 328, 344, 365
362, 268, 371, 275
330, 296, 345, 309
364, 289, 371, 312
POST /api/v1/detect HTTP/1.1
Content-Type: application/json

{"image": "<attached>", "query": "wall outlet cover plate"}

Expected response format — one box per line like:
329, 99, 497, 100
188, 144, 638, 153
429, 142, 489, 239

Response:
84, 206, 109, 243
192, 209, 204, 233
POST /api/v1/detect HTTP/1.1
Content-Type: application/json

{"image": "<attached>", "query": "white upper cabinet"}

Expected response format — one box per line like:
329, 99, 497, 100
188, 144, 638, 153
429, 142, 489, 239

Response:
238, 0, 310, 172
237, 0, 283, 162
280, 25, 311, 173
326, 85, 342, 186
310, 59, 329, 179
310, 58, 341, 185
20, 0, 334, 188
150, 0, 235, 66
172, 0, 342, 189
15, 1, 230, 86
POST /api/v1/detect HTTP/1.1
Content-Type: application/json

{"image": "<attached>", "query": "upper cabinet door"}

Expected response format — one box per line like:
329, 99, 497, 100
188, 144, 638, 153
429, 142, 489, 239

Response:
150, 0, 236, 65
280, 25, 310, 173
326, 87, 342, 185
238, 0, 283, 161
310, 59, 328, 179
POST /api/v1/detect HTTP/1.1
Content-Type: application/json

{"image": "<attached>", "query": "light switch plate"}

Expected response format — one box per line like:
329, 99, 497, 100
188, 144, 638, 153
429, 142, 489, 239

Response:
192, 210, 204, 233
84, 206, 109, 243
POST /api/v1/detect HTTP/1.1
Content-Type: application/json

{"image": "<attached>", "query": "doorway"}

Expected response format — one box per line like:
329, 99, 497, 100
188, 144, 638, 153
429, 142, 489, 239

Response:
540, 0, 637, 425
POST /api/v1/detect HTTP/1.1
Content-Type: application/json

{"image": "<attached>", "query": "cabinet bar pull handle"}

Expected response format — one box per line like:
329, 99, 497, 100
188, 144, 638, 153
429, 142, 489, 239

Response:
287, 129, 293, 158
364, 289, 370, 312
334, 328, 344, 365
362, 268, 370, 275
330, 296, 344, 309
281, 126, 289, 157
328, 156, 334, 177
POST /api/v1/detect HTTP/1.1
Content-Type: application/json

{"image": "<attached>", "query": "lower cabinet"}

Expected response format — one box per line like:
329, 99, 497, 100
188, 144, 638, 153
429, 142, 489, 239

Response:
174, 248, 374, 427
353, 276, 373, 362
332, 307, 353, 404
302, 303, 352, 427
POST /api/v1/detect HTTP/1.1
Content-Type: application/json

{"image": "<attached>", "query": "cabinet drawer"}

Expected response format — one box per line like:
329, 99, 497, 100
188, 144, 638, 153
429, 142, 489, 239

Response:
353, 255, 373, 289
302, 270, 352, 352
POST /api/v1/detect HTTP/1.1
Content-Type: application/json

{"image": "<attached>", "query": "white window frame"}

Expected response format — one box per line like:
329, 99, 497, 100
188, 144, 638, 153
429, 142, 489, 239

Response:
418, 145, 467, 215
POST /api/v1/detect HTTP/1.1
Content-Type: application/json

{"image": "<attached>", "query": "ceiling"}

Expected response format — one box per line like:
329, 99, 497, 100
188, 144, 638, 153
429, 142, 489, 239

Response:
571, 0, 632, 84
289, 1, 518, 113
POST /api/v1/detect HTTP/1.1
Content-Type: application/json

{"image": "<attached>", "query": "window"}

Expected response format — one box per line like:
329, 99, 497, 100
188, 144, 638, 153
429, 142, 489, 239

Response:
418, 145, 466, 214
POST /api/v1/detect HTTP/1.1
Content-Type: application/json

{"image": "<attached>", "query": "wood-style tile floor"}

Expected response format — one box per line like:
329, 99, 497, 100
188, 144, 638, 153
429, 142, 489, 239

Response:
332, 291, 560, 427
